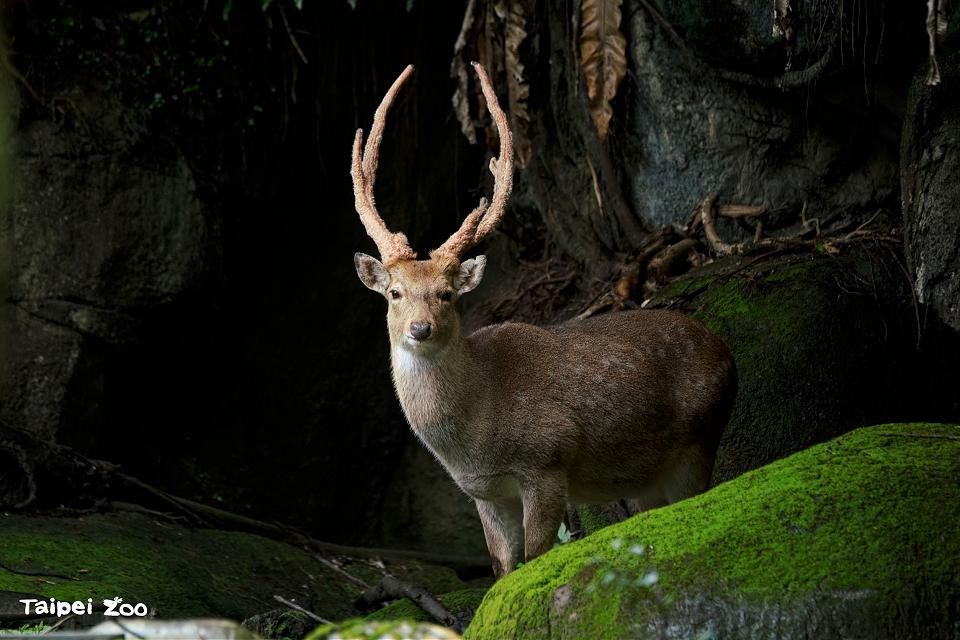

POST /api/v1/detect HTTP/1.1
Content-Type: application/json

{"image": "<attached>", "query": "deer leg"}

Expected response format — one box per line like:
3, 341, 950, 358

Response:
475, 498, 523, 577
520, 475, 568, 562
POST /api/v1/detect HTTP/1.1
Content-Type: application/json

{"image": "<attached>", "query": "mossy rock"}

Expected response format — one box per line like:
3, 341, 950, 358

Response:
650, 250, 960, 486
365, 588, 487, 626
467, 423, 960, 639
0, 510, 467, 625
305, 618, 461, 640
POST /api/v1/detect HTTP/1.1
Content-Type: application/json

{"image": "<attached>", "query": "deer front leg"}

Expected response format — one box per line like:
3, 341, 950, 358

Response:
475, 498, 524, 577
520, 474, 569, 562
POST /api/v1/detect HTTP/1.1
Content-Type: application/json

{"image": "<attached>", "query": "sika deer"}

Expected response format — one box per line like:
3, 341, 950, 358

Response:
351, 63, 736, 576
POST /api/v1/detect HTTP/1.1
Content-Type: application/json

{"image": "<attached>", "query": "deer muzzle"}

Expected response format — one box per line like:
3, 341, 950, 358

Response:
409, 322, 433, 341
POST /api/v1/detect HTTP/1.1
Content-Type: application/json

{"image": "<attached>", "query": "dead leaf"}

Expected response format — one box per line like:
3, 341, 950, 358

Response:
451, 0, 480, 144
579, 0, 627, 142
504, 0, 532, 167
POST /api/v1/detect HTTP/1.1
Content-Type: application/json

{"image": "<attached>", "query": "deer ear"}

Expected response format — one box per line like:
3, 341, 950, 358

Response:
355, 253, 389, 293
456, 255, 487, 294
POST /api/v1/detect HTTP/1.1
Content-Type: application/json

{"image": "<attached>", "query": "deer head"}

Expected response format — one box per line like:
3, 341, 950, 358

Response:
352, 62, 513, 356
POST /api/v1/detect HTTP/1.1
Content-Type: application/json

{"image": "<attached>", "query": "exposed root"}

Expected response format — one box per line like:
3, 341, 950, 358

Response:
575, 191, 898, 319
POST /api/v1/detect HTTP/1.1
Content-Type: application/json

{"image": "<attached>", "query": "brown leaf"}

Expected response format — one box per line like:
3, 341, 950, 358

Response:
451, 0, 480, 144
579, 0, 627, 142
504, 1, 532, 167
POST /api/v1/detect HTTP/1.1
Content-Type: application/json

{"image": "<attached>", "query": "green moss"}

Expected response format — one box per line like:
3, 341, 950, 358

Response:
578, 505, 611, 536
647, 251, 935, 487
466, 423, 960, 639
305, 618, 457, 640
366, 588, 486, 623
0, 511, 360, 620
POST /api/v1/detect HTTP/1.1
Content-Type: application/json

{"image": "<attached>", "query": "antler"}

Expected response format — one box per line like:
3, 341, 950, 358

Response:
433, 62, 514, 260
351, 64, 418, 264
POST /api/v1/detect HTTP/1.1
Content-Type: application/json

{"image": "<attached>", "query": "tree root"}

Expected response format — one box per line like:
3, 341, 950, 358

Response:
576, 191, 897, 319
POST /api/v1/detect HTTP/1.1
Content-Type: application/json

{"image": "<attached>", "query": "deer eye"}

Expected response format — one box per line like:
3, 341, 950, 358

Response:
390, 290, 401, 300
439, 291, 453, 302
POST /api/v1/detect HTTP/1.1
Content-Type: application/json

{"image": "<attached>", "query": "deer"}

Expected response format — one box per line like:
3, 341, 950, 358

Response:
350, 62, 737, 577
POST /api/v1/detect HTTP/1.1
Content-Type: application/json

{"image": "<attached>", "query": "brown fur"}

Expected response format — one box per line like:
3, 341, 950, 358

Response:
354, 254, 737, 577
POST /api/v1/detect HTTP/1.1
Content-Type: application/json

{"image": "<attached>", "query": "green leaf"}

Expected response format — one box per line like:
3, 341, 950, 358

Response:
294, 0, 303, 8
406, 0, 415, 11
221, 0, 233, 21
347, 0, 357, 9
262, 0, 274, 12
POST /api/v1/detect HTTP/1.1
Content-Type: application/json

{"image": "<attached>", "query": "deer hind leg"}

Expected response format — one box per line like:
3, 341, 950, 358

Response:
520, 473, 568, 562
475, 498, 523, 577
624, 444, 715, 515
659, 443, 715, 504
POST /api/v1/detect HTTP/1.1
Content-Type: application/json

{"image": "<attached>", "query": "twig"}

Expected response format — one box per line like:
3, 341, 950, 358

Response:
315, 555, 370, 590
273, 595, 330, 624
43, 614, 75, 634
492, 271, 575, 315
878, 432, 960, 441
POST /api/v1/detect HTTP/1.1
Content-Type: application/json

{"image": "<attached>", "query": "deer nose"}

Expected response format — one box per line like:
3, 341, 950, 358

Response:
409, 322, 432, 341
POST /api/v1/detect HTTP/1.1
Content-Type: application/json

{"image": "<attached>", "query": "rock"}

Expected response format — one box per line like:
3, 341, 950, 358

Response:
306, 619, 461, 640
3, 90, 219, 442
466, 423, 960, 639
375, 438, 488, 557
366, 588, 488, 628
649, 250, 960, 485
620, 3, 902, 230
901, 45, 960, 332
242, 609, 314, 640
0, 510, 469, 625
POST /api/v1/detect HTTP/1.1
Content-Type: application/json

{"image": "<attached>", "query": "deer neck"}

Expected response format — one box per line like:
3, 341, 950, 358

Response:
390, 332, 474, 445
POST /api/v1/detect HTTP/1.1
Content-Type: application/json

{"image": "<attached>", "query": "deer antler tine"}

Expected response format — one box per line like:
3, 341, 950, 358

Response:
434, 62, 513, 259
350, 65, 417, 264
473, 61, 513, 240
363, 64, 415, 185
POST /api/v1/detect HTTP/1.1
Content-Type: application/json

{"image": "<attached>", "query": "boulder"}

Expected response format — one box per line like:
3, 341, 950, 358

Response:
467, 423, 960, 639
0, 510, 469, 625
901, 45, 960, 332
649, 250, 960, 485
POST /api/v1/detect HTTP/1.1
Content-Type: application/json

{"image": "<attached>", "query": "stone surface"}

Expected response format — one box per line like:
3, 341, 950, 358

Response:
621, 3, 902, 230
650, 250, 960, 485
0, 510, 468, 624
901, 45, 960, 332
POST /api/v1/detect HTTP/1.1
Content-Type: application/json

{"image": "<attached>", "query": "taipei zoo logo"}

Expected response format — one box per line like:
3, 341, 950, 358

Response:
19, 596, 150, 618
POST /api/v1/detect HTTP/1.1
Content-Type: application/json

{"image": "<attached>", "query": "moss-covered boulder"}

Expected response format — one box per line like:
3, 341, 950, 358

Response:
305, 619, 461, 639
0, 510, 469, 625
467, 423, 960, 639
650, 251, 960, 486
365, 588, 487, 626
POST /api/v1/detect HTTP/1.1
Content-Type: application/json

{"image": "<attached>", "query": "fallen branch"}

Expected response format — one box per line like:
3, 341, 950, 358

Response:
359, 575, 462, 632
273, 595, 330, 625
